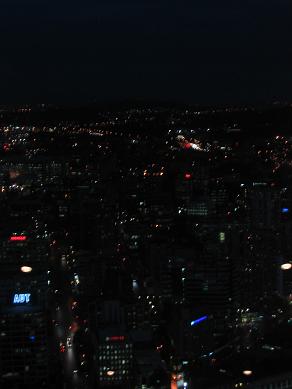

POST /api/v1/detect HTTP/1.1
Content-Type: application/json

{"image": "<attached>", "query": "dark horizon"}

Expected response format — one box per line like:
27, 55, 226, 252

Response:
1, 98, 292, 112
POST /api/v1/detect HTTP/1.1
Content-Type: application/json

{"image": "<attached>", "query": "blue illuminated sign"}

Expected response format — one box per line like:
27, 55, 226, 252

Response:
282, 208, 289, 214
13, 293, 31, 304
191, 315, 208, 326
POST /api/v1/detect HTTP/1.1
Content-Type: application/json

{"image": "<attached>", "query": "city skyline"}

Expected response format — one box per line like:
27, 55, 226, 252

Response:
1, 1, 292, 389
1, 107, 292, 389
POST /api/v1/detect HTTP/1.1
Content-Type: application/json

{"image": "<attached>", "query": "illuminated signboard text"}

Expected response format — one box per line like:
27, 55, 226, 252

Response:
10, 236, 27, 242
13, 293, 31, 304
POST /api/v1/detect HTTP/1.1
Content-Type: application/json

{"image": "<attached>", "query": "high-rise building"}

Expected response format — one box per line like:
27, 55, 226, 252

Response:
96, 301, 134, 387
0, 233, 51, 389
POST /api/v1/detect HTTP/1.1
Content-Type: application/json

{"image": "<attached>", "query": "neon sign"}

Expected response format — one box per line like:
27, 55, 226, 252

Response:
10, 236, 27, 241
191, 315, 208, 326
13, 293, 31, 304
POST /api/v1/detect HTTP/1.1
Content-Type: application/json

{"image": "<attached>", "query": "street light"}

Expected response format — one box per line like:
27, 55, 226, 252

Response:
281, 263, 292, 271
243, 370, 253, 376
20, 266, 32, 273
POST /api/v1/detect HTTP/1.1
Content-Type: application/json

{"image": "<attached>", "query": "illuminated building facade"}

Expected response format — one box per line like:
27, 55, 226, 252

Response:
97, 335, 133, 387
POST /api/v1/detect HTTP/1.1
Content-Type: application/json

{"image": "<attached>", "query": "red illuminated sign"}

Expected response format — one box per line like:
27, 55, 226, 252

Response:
9, 236, 27, 241
106, 336, 125, 342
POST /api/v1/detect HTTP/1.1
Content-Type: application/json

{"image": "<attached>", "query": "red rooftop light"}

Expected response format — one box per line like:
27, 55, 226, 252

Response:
10, 236, 27, 241
185, 173, 192, 180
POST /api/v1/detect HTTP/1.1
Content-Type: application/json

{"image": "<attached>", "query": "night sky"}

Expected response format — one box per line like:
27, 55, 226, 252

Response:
1, 0, 292, 105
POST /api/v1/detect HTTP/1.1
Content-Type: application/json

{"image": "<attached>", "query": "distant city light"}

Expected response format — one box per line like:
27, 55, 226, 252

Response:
10, 236, 27, 241
106, 370, 115, 376
21, 266, 32, 273
185, 173, 192, 180
132, 279, 139, 292
281, 263, 292, 270
219, 232, 225, 242
282, 208, 289, 213
191, 315, 208, 326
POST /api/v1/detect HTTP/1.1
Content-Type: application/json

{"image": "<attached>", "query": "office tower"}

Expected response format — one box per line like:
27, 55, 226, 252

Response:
0, 233, 51, 389
96, 301, 134, 388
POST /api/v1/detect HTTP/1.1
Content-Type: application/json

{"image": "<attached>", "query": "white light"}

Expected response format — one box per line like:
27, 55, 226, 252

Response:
243, 370, 253, 376
281, 263, 292, 270
107, 370, 115, 376
21, 266, 32, 273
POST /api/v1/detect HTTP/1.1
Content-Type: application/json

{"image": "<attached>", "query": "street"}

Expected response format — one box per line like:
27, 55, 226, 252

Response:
51, 246, 90, 389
